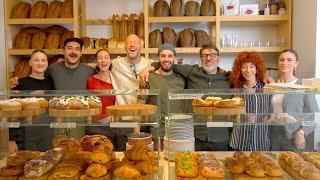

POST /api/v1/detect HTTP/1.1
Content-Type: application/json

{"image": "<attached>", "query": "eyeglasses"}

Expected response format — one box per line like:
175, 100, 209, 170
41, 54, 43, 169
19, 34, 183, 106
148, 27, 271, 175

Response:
200, 53, 219, 59
130, 65, 137, 79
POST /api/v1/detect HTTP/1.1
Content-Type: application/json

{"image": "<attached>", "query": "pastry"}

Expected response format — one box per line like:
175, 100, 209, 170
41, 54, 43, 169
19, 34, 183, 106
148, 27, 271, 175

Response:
80, 135, 113, 152
60, 31, 74, 48
86, 163, 107, 178
198, 153, 225, 179
149, 29, 162, 48
31, 31, 46, 49
14, 32, 32, 49
124, 142, 156, 161
113, 164, 140, 178
30, 1, 48, 18
13, 98, 41, 110
185, 1, 199, 16
6, 155, 27, 166
44, 25, 68, 35
0, 100, 22, 111
232, 97, 245, 106
0, 166, 24, 176
16, 150, 41, 161
52, 166, 79, 178
135, 159, 159, 174
200, 0, 215, 16
87, 96, 102, 109
154, 0, 170, 17
226, 157, 246, 174
204, 96, 222, 105
52, 135, 80, 154
263, 162, 283, 177
170, 0, 185, 16
90, 152, 111, 164
195, 30, 211, 47
192, 98, 212, 107
214, 99, 237, 108
60, 0, 73, 18
162, 27, 177, 46
246, 163, 265, 177
178, 28, 196, 47
175, 152, 198, 178
11, 2, 31, 18
79, 175, 109, 180
45, 33, 61, 49
46, 0, 63, 18
37, 98, 49, 108
300, 152, 320, 169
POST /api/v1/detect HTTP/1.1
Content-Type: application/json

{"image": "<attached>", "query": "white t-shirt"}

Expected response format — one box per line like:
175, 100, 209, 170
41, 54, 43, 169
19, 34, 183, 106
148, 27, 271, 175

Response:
272, 78, 298, 113
111, 56, 150, 105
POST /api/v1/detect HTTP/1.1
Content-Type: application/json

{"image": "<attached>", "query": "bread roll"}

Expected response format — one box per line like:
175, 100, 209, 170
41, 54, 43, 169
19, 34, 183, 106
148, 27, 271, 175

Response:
30, 1, 48, 18
45, 33, 61, 49
137, 13, 145, 39
195, 30, 210, 47
154, 0, 170, 17
21, 26, 42, 34
59, 30, 74, 48
44, 25, 67, 34
170, 0, 185, 16
200, 0, 215, 16
162, 27, 177, 46
14, 32, 32, 49
111, 14, 120, 40
178, 28, 196, 47
11, 2, 31, 18
120, 14, 129, 41
81, 37, 93, 49
31, 31, 46, 49
46, 0, 63, 18
185, 1, 199, 16
60, 0, 73, 18
13, 60, 31, 78
149, 29, 162, 48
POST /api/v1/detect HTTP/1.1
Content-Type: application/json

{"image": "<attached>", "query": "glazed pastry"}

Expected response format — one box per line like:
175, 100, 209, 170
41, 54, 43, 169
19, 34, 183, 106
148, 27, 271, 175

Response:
79, 175, 109, 180
52, 166, 79, 178
113, 164, 141, 178
198, 153, 225, 179
13, 98, 41, 110
86, 163, 107, 178
0, 166, 24, 176
226, 157, 246, 174
6, 155, 27, 166
263, 162, 283, 177
175, 152, 198, 178
80, 135, 113, 152
52, 135, 80, 154
246, 163, 265, 177
90, 151, 111, 164
300, 152, 320, 169
135, 159, 159, 174
124, 142, 156, 161
87, 96, 102, 109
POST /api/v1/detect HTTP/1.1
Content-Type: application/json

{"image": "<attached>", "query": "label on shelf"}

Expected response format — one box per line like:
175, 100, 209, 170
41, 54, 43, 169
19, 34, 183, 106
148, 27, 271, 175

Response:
302, 121, 317, 127
169, 94, 204, 100
110, 122, 139, 128
0, 122, 20, 128
207, 122, 233, 127
50, 122, 76, 129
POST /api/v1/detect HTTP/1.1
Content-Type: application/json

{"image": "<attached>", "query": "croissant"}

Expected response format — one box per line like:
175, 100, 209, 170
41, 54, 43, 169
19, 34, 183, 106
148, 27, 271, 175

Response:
135, 160, 159, 174
113, 164, 140, 178
124, 142, 156, 161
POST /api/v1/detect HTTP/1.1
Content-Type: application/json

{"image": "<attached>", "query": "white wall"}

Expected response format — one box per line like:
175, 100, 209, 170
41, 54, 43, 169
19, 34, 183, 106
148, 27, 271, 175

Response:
0, 1, 6, 90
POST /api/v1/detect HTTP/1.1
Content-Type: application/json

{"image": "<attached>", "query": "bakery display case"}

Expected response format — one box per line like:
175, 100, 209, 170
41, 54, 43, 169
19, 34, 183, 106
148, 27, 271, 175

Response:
0, 89, 163, 179
166, 88, 320, 179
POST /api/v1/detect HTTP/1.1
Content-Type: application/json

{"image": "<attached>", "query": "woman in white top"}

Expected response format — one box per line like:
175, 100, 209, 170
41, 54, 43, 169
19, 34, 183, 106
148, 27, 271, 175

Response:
270, 49, 319, 151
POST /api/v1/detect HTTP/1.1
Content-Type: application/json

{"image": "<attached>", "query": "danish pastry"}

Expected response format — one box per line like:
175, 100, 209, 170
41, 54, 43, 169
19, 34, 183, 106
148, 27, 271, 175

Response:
16, 150, 40, 161
52, 166, 79, 178
86, 163, 107, 178
52, 135, 80, 154
6, 155, 27, 166
90, 151, 111, 164
113, 164, 141, 178
175, 152, 198, 178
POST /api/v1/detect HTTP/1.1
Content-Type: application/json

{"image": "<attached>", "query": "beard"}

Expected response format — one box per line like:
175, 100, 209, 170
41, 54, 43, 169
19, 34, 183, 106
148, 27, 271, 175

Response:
159, 62, 173, 72
202, 64, 218, 74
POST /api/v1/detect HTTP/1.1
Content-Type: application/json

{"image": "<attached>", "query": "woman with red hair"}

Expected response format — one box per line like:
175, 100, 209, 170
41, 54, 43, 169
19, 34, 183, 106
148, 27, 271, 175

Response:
229, 51, 271, 151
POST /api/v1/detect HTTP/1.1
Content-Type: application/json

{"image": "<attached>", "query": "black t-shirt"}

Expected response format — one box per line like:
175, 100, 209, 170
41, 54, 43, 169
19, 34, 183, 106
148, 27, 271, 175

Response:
13, 76, 53, 90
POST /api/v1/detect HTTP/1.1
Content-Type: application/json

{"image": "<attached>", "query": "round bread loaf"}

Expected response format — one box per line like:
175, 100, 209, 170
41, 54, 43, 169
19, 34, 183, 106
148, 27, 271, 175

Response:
11, 2, 31, 18
45, 33, 61, 49
13, 60, 31, 78
163, 27, 177, 46
14, 32, 32, 49
108, 38, 118, 49
44, 25, 68, 34
154, 0, 170, 17
31, 31, 46, 49
185, 1, 199, 16
149, 29, 162, 48
195, 30, 211, 47
46, 0, 63, 18
59, 30, 74, 48
170, 0, 185, 16
81, 37, 93, 49
95, 38, 108, 49
200, 0, 215, 16
178, 28, 196, 47
30, 1, 48, 18
21, 26, 42, 34
60, 0, 73, 18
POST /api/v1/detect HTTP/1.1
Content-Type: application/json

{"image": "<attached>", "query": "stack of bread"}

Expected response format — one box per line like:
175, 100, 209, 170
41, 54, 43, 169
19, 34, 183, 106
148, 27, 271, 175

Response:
113, 142, 158, 179
11, 0, 73, 19
278, 151, 320, 179
0, 97, 48, 112
226, 152, 283, 178
49, 96, 102, 110
192, 96, 244, 107
0, 151, 40, 179
175, 151, 225, 179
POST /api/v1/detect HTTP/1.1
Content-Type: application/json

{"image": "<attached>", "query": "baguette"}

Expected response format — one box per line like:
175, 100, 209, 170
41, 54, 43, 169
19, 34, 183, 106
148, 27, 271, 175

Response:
111, 14, 120, 40
128, 14, 138, 35
137, 13, 145, 39
120, 14, 129, 40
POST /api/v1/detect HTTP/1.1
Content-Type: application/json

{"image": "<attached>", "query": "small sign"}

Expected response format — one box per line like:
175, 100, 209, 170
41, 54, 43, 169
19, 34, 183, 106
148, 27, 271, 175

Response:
302, 121, 317, 127
207, 122, 233, 127
169, 94, 204, 100
50, 122, 76, 129
0, 122, 20, 128
110, 122, 139, 128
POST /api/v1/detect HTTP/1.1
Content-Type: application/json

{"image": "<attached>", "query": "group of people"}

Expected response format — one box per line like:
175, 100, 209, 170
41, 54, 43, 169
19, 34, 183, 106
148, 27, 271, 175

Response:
8, 33, 318, 153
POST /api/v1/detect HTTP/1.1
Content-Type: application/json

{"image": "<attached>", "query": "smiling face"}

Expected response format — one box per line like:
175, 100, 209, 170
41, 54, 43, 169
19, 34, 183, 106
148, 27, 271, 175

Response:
125, 34, 141, 61
200, 48, 220, 74
29, 51, 48, 74
64, 41, 82, 67
241, 62, 257, 82
96, 50, 111, 72
278, 51, 299, 75
158, 50, 175, 72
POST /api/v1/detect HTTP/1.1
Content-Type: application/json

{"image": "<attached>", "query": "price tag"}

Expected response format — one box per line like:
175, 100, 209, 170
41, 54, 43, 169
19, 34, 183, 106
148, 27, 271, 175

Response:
110, 122, 139, 128
169, 93, 204, 100
50, 123, 76, 129
207, 122, 233, 127
0, 122, 20, 128
302, 121, 317, 127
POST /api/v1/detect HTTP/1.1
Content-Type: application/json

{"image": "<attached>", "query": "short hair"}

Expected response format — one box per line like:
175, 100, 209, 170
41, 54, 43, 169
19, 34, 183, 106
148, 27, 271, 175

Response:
280, 49, 299, 61
63, 38, 83, 50
30, 49, 48, 60
200, 44, 220, 56
95, 49, 112, 71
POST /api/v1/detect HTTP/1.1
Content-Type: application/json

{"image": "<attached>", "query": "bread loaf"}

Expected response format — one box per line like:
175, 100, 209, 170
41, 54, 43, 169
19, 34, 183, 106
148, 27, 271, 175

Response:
149, 29, 162, 48
200, 0, 215, 16
46, 0, 63, 18
44, 25, 67, 34
185, 1, 200, 16
60, 0, 73, 18
154, 0, 170, 17
179, 28, 196, 47
49, 55, 65, 64
59, 30, 74, 48
170, 0, 184, 16
162, 27, 177, 46
128, 14, 138, 35
21, 26, 41, 34
108, 38, 118, 49
119, 14, 129, 41
13, 60, 31, 78
137, 13, 144, 39
45, 33, 61, 49
95, 38, 108, 49
81, 37, 93, 49
14, 32, 32, 49
11, 2, 31, 18
111, 14, 120, 40
31, 31, 46, 49
195, 30, 210, 47
30, 1, 48, 18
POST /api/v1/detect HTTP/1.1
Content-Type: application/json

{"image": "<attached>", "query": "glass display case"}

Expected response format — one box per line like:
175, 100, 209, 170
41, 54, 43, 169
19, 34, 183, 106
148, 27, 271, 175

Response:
167, 89, 320, 180
0, 89, 162, 179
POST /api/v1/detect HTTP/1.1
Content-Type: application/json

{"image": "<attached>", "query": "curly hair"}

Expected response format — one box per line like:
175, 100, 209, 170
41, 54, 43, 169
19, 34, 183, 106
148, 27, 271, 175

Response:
229, 51, 266, 88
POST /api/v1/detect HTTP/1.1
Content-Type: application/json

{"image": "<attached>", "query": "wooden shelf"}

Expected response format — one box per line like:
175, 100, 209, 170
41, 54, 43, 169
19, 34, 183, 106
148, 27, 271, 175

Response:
148, 48, 201, 54
86, 19, 111, 25
148, 16, 216, 23
82, 48, 147, 55
8, 49, 63, 55
7, 18, 74, 25
220, 47, 286, 53
220, 15, 289, 22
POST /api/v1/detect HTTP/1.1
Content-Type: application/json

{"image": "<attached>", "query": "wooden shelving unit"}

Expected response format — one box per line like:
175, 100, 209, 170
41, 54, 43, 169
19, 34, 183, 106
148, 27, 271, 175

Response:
148, 16, 216, 23
7, 18, 74, 25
